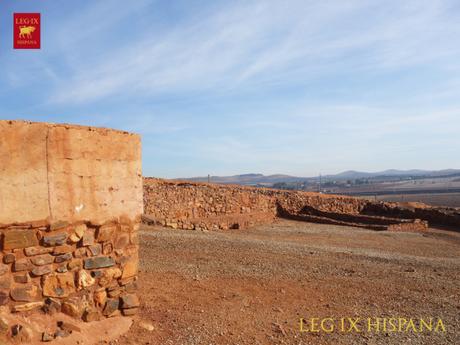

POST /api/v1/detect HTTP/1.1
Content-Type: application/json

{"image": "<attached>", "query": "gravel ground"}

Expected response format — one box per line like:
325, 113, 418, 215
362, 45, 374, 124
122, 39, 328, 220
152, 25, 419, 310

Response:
114, 219, 460, 345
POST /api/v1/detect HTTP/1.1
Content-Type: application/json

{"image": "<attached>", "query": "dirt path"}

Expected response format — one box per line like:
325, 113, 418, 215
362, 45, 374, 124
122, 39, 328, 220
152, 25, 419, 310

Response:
116, 220, 460, 345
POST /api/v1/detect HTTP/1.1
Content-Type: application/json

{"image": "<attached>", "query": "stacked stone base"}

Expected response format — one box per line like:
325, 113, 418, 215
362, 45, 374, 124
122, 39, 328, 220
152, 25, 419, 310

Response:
0, 217, 139, 342
143, 178, 438, 233
142, 211, 275, 231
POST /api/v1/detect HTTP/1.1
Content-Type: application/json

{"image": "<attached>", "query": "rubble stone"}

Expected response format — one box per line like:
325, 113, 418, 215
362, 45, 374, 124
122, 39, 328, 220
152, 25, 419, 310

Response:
42, 272, 76, 297
0, 121, 141, 335
84, 256, 115, 269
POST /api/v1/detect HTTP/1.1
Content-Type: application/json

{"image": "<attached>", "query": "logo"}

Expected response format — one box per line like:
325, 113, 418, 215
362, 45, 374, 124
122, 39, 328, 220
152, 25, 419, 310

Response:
14, 13, 41, 49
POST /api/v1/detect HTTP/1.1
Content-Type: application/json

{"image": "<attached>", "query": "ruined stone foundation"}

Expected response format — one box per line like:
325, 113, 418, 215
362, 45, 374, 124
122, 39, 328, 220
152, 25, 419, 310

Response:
0, 120, 142, 342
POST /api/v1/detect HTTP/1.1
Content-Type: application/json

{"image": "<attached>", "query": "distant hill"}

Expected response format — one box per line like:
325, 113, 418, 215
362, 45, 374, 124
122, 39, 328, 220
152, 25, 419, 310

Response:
176, 173, 308, 186
329, 169, 427, 179
327, 169, 460, 179
173, 169, 460, 186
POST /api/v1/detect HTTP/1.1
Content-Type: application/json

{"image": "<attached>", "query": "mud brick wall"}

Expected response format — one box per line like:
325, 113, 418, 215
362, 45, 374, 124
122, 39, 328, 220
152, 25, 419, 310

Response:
0, 121, 142, 322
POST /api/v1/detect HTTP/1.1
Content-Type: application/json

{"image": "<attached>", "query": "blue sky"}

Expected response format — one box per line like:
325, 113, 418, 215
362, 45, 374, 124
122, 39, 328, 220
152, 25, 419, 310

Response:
1, 0, 459, 178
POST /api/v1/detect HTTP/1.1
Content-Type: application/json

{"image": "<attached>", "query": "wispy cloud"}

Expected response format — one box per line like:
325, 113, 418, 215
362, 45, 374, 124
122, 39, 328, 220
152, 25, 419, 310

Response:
1, 0, 460, 177
42, 0, 460, 105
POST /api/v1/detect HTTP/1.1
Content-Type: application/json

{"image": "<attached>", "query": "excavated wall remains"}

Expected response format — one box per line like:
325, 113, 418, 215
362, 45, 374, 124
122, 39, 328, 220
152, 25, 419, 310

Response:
0, 120, 142, 342
143, 179, 459, 232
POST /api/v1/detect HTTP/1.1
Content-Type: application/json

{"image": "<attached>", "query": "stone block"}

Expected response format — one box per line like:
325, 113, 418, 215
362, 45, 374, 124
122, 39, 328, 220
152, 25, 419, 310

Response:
55, 252, 73, 263
3, 253, 16, 264
88, 244, 102, 256
84, 256, 115, 270
81, 229, 95, 246
32, 265, 52, 276
0, 292, 9, 305
24, 246, 53, 256
30, 254, 54, 266
0, 264, 8, 276
120, 294, 140, 309
96, 224, 117, 242
121, 257, 138, 279
102, 298, 119, 316
77, 270, 95, 289
52, 245, 74, 255
13, 274, 30, 284
11, 301, 44, 312
42, 232, 68, 247
42, 272, 76, 297
61, 299, 83, 318
13, 259, 33, 272
0, 276, 11, 289
3, 229, 38, 249
10, 285, 40, 302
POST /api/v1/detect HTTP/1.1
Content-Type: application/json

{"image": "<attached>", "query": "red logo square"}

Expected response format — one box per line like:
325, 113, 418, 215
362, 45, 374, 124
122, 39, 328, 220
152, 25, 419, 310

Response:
14, 13, 41, 49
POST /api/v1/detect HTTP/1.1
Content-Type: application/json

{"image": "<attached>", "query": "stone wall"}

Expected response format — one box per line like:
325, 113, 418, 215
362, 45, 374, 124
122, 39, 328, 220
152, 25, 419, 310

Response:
143, 178, 276, 230
0, 121, 142, 341
143, 179, 436, 231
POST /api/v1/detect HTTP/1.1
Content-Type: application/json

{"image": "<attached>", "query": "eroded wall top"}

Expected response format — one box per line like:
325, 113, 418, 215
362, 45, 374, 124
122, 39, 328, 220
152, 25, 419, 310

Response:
0, 120, 142, 224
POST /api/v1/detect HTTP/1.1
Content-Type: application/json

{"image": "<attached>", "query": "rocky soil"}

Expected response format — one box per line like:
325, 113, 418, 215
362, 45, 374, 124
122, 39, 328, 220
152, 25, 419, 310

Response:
114, 220, 459, 345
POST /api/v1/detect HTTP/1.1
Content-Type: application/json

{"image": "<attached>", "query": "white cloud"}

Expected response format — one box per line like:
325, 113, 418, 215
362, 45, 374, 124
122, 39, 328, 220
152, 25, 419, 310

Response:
42, 0, 460, 104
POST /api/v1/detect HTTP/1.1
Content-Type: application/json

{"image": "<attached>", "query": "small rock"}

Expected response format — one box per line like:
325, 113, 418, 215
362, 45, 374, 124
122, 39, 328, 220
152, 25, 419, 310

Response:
11, 324, 32, 342
13, 273, 30, 284
139, 321, 154, 331
84, 256, 115, 270
10, 285, 39, 302
50, 220, 69, 231
55, 253, 73, 263
120, 294, 140, 309
58, 321, 81, 333
3, 253, 16, 264
122, 308, 138, 316
82, 308, 100, 322
55, 329, 71, 338
77, 270, 95, 289
30, 254, 54, 266
31, 265, 52, 276
0, 317, 9, 335
0, 292, 9, 306
103, 299, 119, 316
11, 301, 44, 312
42, 232, 68, 247
43, 297, 61, 315
61, 300, 82, 318
11, 324, 22, 336
42, 331, 55, 342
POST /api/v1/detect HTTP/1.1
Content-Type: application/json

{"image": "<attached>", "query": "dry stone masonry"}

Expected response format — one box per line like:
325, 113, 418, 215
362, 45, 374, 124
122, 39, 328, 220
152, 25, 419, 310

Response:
143, 179, 277, 230
144, 178, 459, 232
0, 120, 142, 342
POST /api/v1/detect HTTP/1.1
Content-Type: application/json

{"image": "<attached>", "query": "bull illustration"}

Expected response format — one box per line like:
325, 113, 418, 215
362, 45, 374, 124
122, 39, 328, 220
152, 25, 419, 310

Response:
19, 26, 36, 39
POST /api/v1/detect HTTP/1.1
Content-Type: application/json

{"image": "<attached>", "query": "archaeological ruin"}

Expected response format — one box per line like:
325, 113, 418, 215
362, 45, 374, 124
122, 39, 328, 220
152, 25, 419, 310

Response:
143, 178, 459, 232
1, 119, 458, 343
0, 120, 142, 342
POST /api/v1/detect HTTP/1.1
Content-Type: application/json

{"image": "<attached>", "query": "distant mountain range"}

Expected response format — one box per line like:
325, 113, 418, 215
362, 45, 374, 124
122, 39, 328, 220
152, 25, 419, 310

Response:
174, 169, 460, 186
